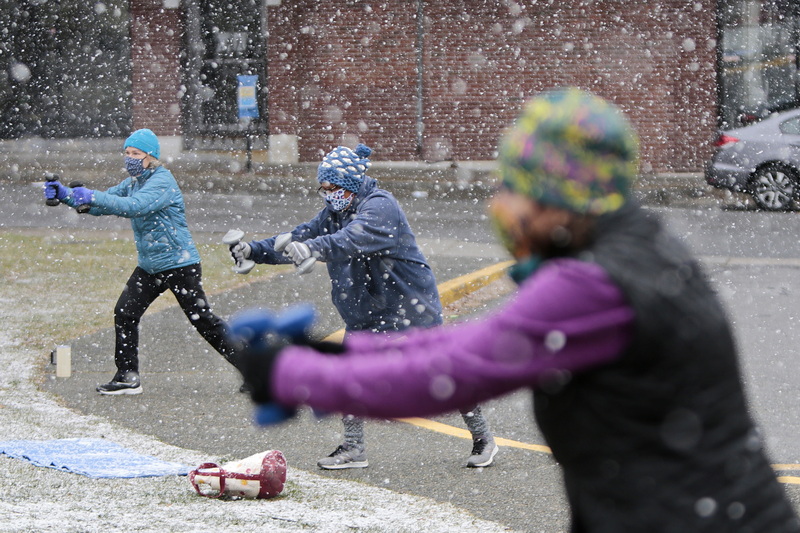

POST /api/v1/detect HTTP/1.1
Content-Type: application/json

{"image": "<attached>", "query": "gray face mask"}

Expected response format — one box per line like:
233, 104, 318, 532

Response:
125, 156, 145, 177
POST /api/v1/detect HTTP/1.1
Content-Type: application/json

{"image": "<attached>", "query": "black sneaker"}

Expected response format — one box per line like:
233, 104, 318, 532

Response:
467, 436, 498, 467
96, 371, 142, 396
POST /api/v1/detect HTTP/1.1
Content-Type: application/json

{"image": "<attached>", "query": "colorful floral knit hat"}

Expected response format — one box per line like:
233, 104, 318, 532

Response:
498, 88, 639, 215
317, 144, 373, 193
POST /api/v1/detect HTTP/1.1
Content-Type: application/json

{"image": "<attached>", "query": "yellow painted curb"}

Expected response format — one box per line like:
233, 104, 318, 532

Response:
437, 260, 515, 307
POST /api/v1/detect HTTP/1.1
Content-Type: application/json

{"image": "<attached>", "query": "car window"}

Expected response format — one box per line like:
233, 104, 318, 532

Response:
780, 117, 800, 135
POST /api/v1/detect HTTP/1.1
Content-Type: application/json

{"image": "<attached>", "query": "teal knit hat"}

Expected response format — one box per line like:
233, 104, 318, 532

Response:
124, 129, 161, 160
498, 88, 639, 215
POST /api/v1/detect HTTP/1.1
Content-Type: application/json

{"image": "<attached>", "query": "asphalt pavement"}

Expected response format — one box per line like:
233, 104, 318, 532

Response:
40, 260, 571, 532
0, 176, 566, 532
9, 168, 798, 532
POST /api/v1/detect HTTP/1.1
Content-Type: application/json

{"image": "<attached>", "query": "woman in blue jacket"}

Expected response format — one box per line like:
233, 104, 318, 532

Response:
231, 144, 497, 470
44, 129, 240, 395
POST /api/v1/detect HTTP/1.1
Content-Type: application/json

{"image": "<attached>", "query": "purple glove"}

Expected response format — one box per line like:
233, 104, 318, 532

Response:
43, 180, 71, 201
71, 187, 95, 207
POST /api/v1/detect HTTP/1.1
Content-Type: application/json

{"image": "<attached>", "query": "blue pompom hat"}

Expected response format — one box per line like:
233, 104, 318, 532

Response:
317, 144, 372, 193
123, 128, 161, 160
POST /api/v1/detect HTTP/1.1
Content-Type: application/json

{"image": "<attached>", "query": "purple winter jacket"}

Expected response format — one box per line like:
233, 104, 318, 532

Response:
272, 258, 634, 417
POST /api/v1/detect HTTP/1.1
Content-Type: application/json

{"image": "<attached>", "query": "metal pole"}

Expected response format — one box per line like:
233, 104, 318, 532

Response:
246, 120, 253, 172
415, 0, 425, 158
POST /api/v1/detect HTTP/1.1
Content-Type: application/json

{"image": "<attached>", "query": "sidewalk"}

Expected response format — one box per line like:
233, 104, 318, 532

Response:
0, 138, 715, 207
39, 255, 560, 532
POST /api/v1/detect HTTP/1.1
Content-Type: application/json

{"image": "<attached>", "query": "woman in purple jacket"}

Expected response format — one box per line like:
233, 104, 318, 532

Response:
235, 89, 799, 532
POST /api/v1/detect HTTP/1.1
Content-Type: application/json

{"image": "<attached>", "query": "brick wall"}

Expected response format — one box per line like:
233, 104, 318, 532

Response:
133, 0, 718, 172
268, 1, 420, 161
422, 0, 718, 171
265, 0, 717, 170
129, 0, 183, 136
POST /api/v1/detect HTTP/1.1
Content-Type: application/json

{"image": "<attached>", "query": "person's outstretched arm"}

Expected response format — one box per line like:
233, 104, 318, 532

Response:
65, 171, 174, 218
248, 210, 329, 265
270, 258, 635, 419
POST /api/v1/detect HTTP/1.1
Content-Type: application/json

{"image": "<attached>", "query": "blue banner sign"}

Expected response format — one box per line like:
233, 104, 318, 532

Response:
237, 75, 259, 119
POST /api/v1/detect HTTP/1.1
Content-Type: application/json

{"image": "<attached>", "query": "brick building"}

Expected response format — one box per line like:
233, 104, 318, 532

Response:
127, 0, 721, 172
4, 1, 797, 174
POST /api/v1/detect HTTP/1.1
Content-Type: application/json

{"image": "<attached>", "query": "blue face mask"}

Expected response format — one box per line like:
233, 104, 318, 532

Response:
325, 188, 353, 211
125, 156, 145, 177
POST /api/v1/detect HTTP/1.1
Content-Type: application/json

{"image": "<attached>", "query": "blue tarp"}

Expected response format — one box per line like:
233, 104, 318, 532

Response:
0, 438, 191, 478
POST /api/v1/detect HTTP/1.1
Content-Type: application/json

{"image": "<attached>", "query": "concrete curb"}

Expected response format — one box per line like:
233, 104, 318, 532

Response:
0, 140, 714, 207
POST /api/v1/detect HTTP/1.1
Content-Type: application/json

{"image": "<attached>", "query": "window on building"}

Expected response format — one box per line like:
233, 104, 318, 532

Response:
0, 1, 131, 138
718, 0, 800, 129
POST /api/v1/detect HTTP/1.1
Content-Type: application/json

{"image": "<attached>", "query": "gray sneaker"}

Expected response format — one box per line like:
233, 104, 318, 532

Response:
317, 445, 368, 470
467, 436, 498, 467
96, 371, 142, 396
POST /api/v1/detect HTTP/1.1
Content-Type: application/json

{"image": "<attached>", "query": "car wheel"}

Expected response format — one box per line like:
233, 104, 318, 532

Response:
750, 163, 799, 211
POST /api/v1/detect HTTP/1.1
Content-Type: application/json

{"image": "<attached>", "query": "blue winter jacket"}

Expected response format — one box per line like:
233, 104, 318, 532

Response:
66, 165, 201, 274
249, 177, 443, 332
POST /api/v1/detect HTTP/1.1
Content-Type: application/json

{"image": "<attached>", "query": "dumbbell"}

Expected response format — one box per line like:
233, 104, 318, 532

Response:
275, 233, 316, 275
223, 229, 256, 274
44, 172, 61, 207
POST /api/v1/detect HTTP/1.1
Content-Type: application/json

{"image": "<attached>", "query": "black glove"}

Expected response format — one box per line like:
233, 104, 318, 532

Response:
228, 305, 317, 425
236, 334, 344, 403
236, 336, 286, 404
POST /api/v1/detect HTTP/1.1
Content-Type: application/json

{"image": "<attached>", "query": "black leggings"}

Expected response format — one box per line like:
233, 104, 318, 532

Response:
113, 264, 238, 374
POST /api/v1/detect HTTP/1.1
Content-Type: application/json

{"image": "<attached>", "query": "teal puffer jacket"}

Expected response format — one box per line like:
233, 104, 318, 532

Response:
69, 165, 201, 274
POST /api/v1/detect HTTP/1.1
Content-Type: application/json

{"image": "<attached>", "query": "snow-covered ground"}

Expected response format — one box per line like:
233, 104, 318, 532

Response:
0, 315, 514, 532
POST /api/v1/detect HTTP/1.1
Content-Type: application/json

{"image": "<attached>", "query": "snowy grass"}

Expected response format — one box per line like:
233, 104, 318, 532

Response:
0, 229, 514, 532
0, 229, 291, 350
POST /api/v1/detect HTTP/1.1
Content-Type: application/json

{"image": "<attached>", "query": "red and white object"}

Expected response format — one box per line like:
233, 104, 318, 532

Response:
189, 450, 287, 499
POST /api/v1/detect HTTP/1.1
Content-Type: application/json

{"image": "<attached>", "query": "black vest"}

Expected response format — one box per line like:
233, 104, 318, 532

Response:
533, 203, 798, 532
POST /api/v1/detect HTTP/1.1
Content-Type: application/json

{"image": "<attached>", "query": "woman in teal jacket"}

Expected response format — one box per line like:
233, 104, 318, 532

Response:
44, 129, 240, 395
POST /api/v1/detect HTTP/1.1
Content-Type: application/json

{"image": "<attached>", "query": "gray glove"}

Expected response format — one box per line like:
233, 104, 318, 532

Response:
284, 241, 311, 265
231, 242, 252, 263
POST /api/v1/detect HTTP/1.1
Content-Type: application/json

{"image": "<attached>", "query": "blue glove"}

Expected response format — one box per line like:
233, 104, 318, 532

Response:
43, 180, 71, 201
70, 187, 95, 207
229, 305, 337, 426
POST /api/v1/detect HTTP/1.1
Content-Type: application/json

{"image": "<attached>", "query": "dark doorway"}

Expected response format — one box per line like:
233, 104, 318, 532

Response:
717, 0, 800, 129
183, 0, 268, 150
